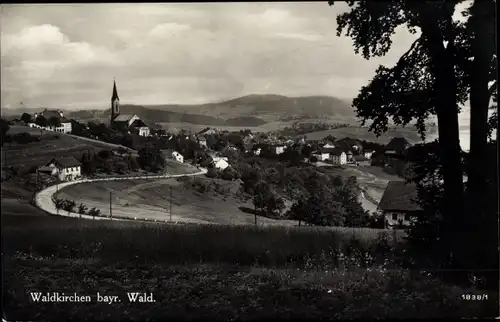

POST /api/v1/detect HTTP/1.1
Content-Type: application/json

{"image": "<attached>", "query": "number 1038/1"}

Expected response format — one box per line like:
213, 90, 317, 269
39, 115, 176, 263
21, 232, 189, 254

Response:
461, 294, 488, 301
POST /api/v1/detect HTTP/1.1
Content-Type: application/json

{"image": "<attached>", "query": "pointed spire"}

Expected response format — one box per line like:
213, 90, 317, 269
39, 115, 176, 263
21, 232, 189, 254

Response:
112, 79, 119, 101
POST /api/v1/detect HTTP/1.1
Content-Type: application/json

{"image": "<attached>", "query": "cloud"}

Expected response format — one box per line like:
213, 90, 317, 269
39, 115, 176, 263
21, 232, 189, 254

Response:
148, 22, 191, 38
0, 3, 435, 111
1, 24, 117, 67
271, 32, 324, 42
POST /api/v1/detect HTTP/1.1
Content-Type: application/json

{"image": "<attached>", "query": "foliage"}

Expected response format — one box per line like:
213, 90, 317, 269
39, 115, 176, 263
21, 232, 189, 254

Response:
87, 207, 101, 219
10, 132, 40, 144
35, 115, 48, 127
62, 199, 76, 214
1, 118, 10, 146
20, 113, 32, 123
47, 116, 61, 128
78, 203, 87, 215
137, 147, 165, 173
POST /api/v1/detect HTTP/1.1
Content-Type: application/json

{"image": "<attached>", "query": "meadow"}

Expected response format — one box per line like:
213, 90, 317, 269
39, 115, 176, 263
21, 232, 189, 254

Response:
2, 125, 123, 168
303, 127, 425, 144
2, 209, 497, 320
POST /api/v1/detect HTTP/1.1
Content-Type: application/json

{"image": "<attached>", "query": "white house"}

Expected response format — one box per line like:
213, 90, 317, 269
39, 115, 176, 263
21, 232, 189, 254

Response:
171, 151, 184, 163
253, 148, 262, 156
41, 157, 82, 181
138, 126, 150, 137
364, 150, 374, 159
212, 157, 230, 170
378, 181, 422, 229
274, 145, 285, 155
30, 109, 73, 134
312, 150, 329, 161
162, 149, 184, 163
322, 142, 335, 149
329, 149, 347, 165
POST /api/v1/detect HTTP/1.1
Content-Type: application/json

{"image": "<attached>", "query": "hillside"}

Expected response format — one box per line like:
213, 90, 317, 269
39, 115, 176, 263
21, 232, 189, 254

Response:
2, 94, 354, 127
145, 94, 354, 121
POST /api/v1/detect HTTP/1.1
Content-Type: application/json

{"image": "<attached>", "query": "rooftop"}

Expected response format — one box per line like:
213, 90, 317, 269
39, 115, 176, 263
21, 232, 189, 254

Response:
378, 181, 422, 212
113, 114, 136, 122
47, 157, 81, 168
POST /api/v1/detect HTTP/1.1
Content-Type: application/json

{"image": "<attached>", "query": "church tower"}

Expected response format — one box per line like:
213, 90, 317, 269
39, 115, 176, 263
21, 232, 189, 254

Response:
110, 79, 120, 124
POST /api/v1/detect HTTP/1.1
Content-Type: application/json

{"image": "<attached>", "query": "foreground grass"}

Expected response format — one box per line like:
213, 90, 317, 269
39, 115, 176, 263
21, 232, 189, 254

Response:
2, 214, 497, 320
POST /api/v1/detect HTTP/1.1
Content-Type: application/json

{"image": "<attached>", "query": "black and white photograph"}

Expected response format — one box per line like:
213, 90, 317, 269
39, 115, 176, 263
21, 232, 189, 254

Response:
1, 1, 499, 320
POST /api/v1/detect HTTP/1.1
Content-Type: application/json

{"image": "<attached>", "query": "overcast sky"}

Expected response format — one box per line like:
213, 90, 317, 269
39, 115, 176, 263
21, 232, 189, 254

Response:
1, 2, 430, 111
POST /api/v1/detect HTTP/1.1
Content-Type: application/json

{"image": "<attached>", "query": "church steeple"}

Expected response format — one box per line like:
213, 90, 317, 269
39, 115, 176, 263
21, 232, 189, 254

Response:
111, 78, 120, 124
112, 78, 119, 101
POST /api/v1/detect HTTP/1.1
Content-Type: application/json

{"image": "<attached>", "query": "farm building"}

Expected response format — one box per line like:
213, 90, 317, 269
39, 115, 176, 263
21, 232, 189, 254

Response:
41, 157, 82, 182
378, 181, 422, 229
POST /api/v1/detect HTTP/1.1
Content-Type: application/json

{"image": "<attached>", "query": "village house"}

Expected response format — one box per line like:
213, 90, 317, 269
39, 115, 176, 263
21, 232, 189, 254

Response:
346, 150, 354, 163
386, 137, 412, 154
273, 145, 286, 155
109, 80, 151, 137
198, 127, 217, 136
161, 149, 184, 163
312, 149, 329, 161
197, 135, 207, 148
212, 156, 230, 170
29, 109, 72, 134
364, 150, 375, 159
253, 147, 262, 156
378, 181, 422, 229
295, 137, 306, 145
322, 141, 336, 149
330, 149, 347, 165
40, 157, 82, 182
353, 154, 370, 166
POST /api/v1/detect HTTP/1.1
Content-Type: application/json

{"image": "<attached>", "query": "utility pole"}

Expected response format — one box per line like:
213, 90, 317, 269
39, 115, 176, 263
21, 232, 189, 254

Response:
109, 191, 113, 219
169, 186, 173, 222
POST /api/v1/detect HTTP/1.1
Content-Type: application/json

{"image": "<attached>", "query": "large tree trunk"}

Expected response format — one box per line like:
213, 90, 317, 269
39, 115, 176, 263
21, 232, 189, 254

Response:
467, 0, 496, 224
416, 7, 465, 265
467, 0, 498, 288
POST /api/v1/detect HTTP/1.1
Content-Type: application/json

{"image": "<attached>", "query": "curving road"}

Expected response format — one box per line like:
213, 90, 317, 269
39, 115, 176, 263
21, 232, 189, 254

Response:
34, 167, 208, 222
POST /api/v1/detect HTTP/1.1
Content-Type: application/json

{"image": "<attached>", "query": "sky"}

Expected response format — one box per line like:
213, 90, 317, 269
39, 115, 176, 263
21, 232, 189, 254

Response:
1, 2, 429, 110
1, 2, 485, 151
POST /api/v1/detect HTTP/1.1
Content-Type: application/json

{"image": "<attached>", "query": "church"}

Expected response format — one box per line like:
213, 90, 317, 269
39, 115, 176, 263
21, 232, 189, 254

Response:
110, 80, 150, 137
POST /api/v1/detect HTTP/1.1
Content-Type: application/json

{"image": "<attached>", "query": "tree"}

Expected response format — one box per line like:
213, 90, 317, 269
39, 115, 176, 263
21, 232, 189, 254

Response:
62, 199, 76, 214
331, 1, 475, 267
21, 113, 32, 124
78, 203, 87, 218
35, 115, 48, 127
87, 207, 101, 220
1, 118, 10, 147
463, 0, 497, 263
47, 116, 61, 128
289, 198, 308, 226
54, 198, 65, 212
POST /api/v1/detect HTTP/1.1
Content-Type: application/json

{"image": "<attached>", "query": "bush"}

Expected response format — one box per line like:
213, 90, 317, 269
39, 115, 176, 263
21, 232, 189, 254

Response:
11, 132, 39, 144
206, 168, 218, 178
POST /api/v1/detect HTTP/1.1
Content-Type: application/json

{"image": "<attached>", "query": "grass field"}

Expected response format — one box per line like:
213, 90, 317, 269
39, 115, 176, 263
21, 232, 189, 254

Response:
2, 125, 122, 168
54, 177, 301, 226
2, 209, 497, 320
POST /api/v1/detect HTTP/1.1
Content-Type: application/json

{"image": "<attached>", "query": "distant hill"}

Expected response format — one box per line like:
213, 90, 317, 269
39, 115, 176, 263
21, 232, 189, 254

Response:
1, 94, 354, 126
144, 94, 354, 121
